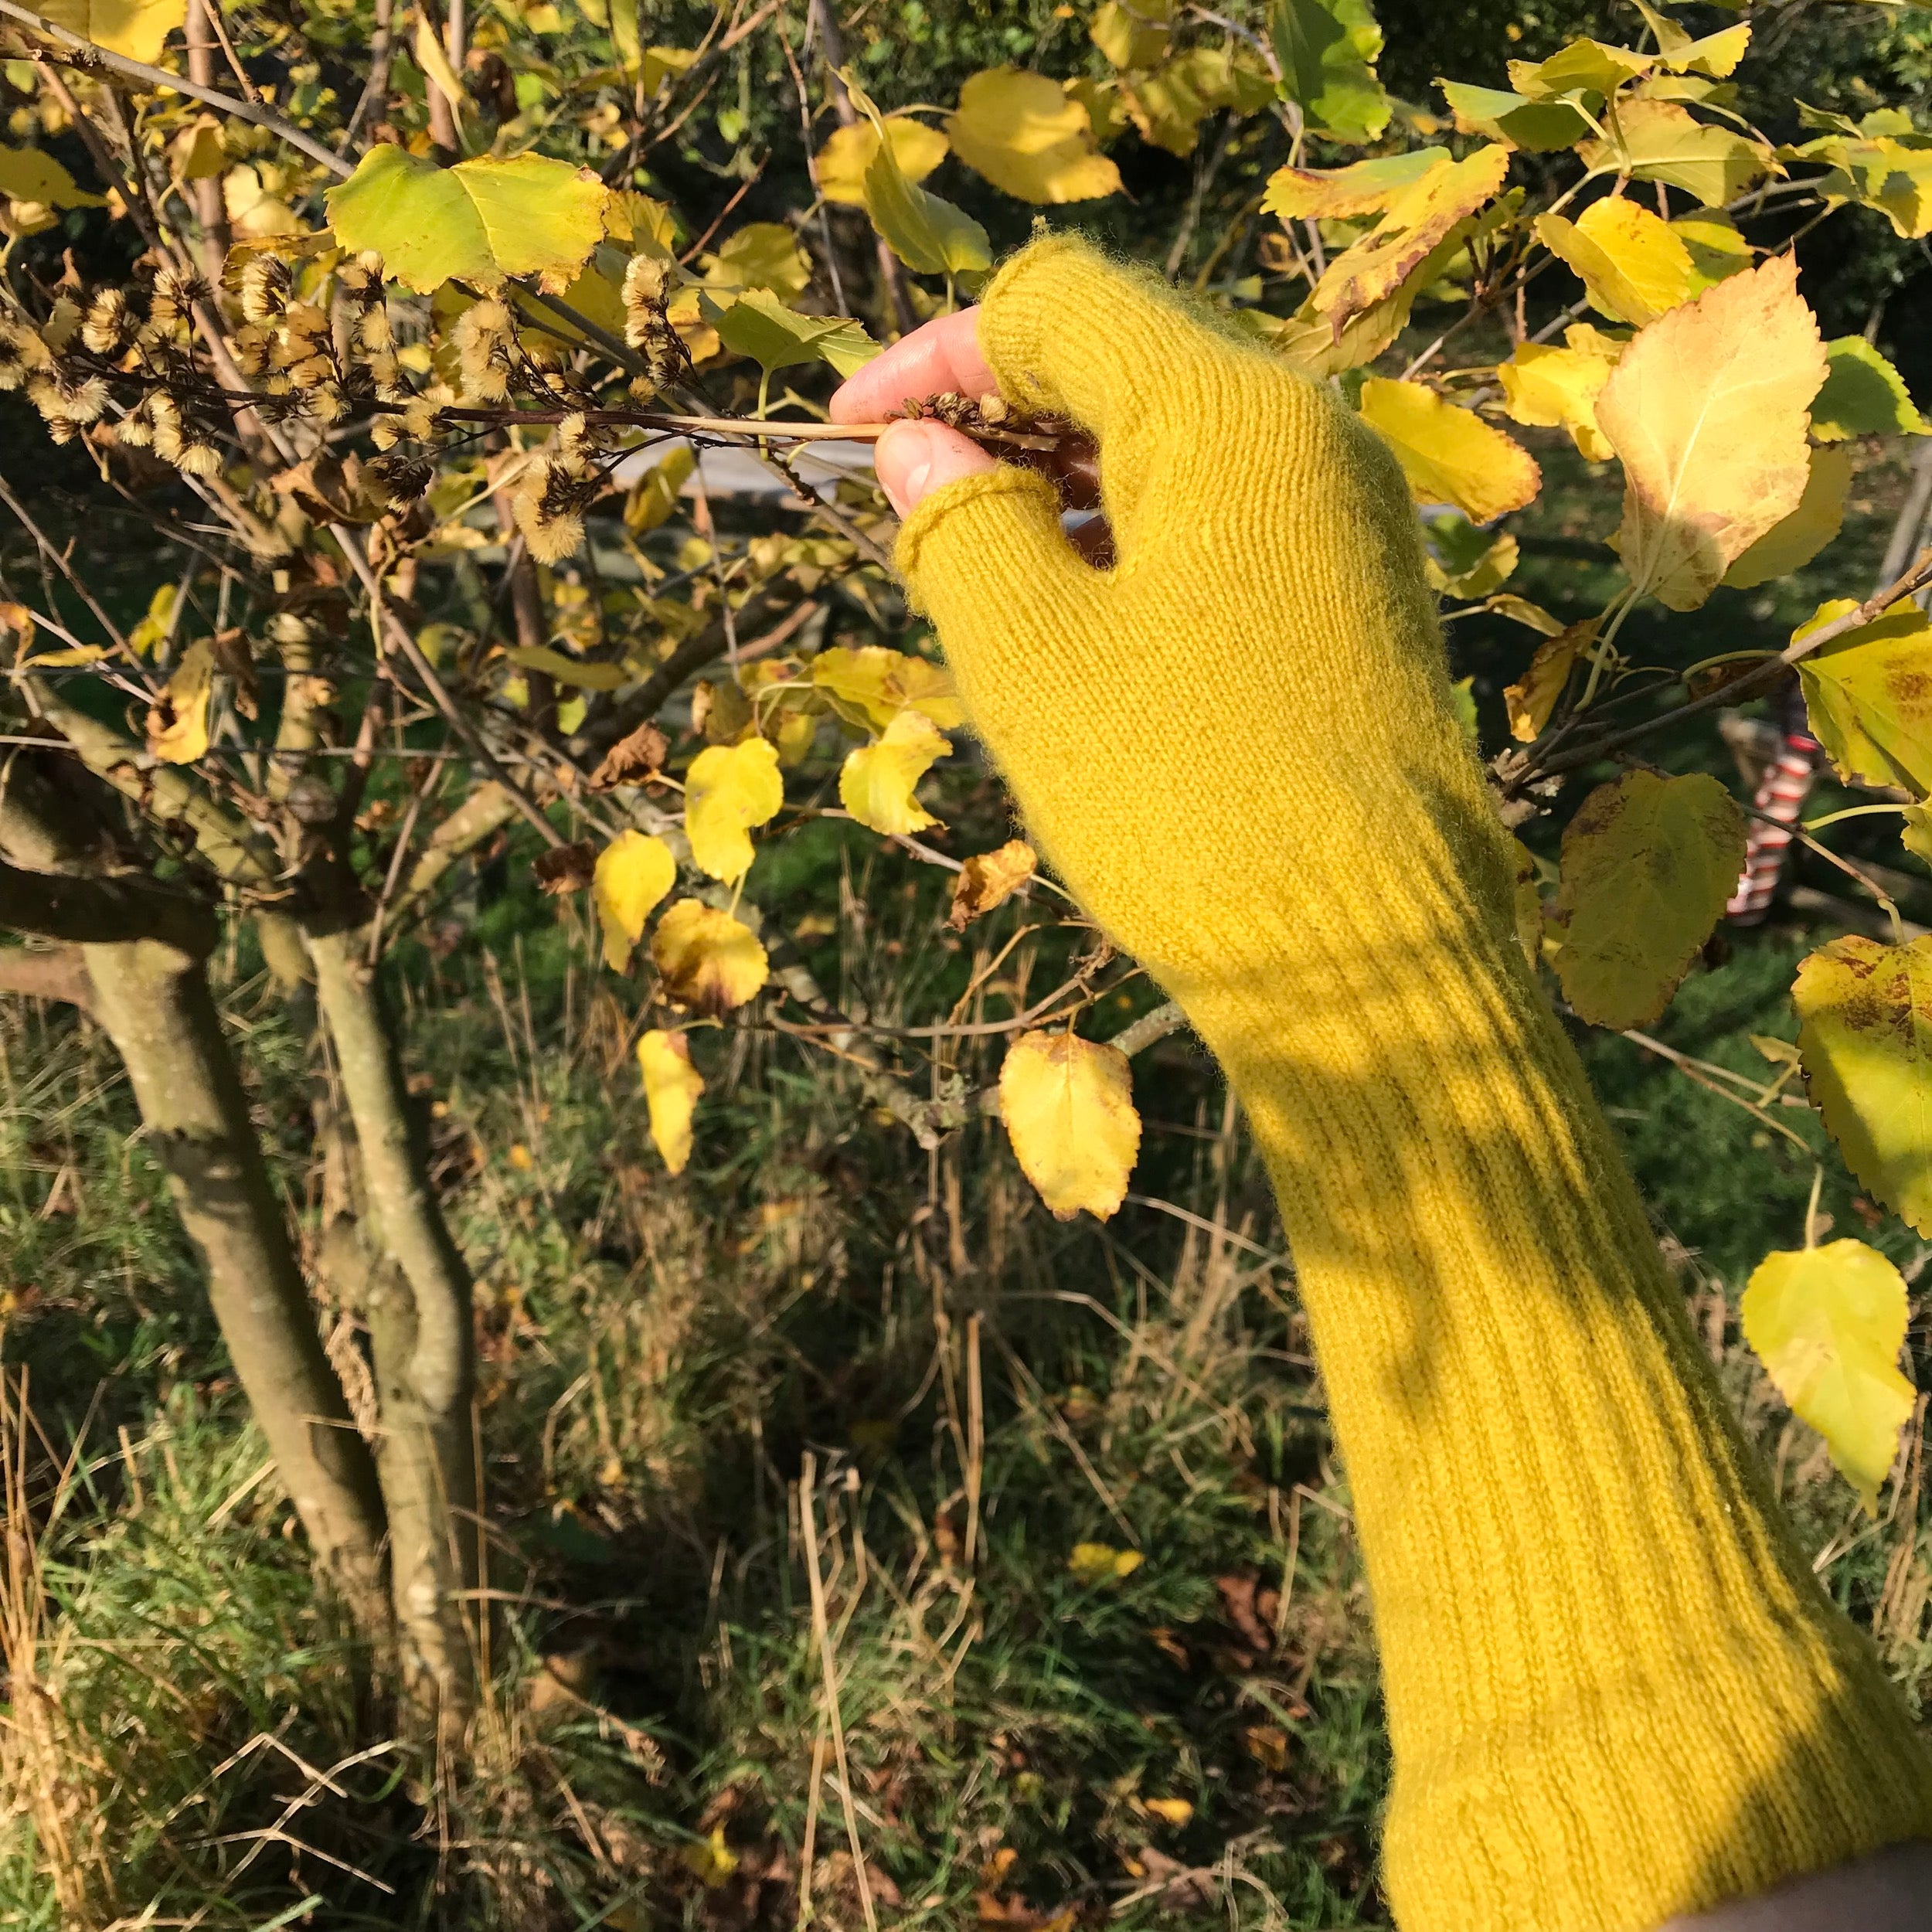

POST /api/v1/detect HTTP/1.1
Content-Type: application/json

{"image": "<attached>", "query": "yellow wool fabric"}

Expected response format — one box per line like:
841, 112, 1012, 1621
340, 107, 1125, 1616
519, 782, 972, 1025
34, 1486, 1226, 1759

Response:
896, 236, 1932, 1932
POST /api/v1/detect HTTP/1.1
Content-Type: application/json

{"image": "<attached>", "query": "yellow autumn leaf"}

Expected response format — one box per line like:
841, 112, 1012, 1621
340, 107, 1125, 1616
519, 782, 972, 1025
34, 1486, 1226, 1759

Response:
1812, 336, 1929, 441
1067, 1540, 1144, 1583
811, 645, 964, 732
699, 223, 811, 301
1594, 254, 1825, 612
326, 146, 610, 294
1497, 323, 1625, 461
624, 444, 696, 533
1089, 0, 1172, 70
950, 839, 1037, 928
1303, 144, 1510, 340
40, 0, 184, 62
593, 830, 676, 972
839, 712, 950, 836
1504, 617, 1597, 743
1262, 147, 1449, 223
1723, 444, 1853, 590
1794, 933, 1932, 1237
1533, 197, 1694, 328
1798, 599, 1932, 795
1358, 378, 1541, 524
1580, 98, 1773, 208
145, 640, 215, 764
945, 66, 1123, 204
637, 1029, 704, 1174
128, 581, 178, 657
413, 8, 468, 123
999, 1030, 1141, 1221
1552, 770, 1747, 1031
651, 900, 770, 1015
1672, 209, 1753, 291
1741, 1240, 1915, 1513
0, 145, 104, 209
1142, 1797, 1193, 1827
815, 117, 947, 207
679, 1825, 738, 1887
684, 737, 784, 884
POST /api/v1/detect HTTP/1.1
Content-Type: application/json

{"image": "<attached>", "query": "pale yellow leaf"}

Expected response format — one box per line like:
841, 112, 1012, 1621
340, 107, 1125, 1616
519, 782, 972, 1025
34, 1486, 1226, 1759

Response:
1262, 147, 1449, 223
1580, 98, 1773, 208
1594, 253, 1825, 611
945, 66, 1121, 204
1089, 0, 1173, 70
145, 640, 214, 764
1497, 322, 1625, 461
1553, 769, 1747, 1030
699, 223, 811, 301
1533, 197, 1694, 327
949, 840, 1036, 927
684, 738, 784, 884
999, 1030, 1141, 1221
815, 117, 947, 208
811, 645, 964, 732
1742, 1240, 1915, 1512
1358, 377, 1541, 523
651, 900, 770, 1014
326, 146, 609, 294
637, 1028, 704, 1174
594, 829, 675, 971
839, 711, 950, 836
1723, 444, 1853, 590
40, 0, 184, 62
1798, 597, 1932, 797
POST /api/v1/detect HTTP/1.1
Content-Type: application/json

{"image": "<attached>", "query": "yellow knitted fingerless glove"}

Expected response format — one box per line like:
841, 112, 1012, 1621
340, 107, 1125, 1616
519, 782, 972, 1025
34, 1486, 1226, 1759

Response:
896, 236, 1932, 1932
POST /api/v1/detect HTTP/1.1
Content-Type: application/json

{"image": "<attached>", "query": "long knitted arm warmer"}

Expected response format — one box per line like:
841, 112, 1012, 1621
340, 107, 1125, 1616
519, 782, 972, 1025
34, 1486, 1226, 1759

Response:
893, 236, 1932, 1932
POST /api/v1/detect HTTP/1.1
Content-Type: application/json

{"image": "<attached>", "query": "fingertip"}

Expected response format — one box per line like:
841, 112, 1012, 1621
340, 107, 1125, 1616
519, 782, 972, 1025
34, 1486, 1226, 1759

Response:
875, 419, 996, 518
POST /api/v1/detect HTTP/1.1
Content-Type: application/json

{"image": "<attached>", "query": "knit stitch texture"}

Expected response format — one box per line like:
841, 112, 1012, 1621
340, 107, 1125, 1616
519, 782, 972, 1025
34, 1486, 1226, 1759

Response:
895, 235, 1932, 1932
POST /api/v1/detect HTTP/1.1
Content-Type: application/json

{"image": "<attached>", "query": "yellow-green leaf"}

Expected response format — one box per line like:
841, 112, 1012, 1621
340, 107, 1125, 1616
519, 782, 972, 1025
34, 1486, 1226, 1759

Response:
1507, 38, 1651, 102
594, 829, 676, 971
1794, 935, 1932, 1236
1580, 98, 1772, 208
1358, 376, 1541, 524
945, 66, 1121, 204
684, 737, 784, 884
128, 581, 178, 658
1553, 769, 1747, 1030
1594, 253, 1825, 611
811, 645, 964, 732
637, 1028, 703, 1173
707, 287, 878, 379
1423, 512, 1518, 597
624, 444, 696, 532
40, 0, 183, 62
1497, 322, 1625, 461
507, 645, 630, 691
1090, 0, 1172, 70
699, 223, 811, 301
1067, 1540, 1144, 1583
145, 640, 214, 765
651, 900, 769, 1013
1672, 209, 1753, 291
1723, 444, 1853, 590
846, 76, 991, 281
1741, 1240, 1914, 1513
998, 1029, 1141, 1221
839, 710, 950, 835
326, 145, 609, 294
1505, 617, 1597, 743
1631, 2, 1751, 80
1438, 79, 1592, 152
413, 9, 468, 124
1797, 598, 1932, 795
0, 145, 104, 209
1262, 146, 1448, 223
1274, 0, 1389, 145
1533, 197, 1694, 327
815, 117, 947, 208
1812, 336, 1928, 442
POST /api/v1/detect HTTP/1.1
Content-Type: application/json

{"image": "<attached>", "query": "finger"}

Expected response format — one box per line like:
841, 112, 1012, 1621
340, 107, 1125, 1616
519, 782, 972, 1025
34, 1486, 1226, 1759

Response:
874, 419, 997, 519
829, 308, 995, 424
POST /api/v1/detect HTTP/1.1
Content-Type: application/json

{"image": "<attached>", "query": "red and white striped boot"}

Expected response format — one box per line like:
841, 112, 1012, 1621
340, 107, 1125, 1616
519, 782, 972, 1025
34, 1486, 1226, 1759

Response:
1726, 706, 1819, 926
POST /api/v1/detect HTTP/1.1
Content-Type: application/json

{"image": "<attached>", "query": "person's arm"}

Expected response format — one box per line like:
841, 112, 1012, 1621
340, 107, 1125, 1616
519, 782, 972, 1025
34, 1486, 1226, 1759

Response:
831, 238, 1932, 1932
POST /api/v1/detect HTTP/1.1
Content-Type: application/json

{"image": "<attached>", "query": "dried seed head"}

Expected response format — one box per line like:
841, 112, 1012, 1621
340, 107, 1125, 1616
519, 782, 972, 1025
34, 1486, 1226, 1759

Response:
512, 453, 599, 566
240, 253, 291, 327
28, 366, 108, 426
175, 437, 222, 478
452, 297, 514, 403
621, 253, 669, 346
357, 304, 393, 354
366, 452, 434, 506
0, 318, 52, 391
82, 287, 138, 359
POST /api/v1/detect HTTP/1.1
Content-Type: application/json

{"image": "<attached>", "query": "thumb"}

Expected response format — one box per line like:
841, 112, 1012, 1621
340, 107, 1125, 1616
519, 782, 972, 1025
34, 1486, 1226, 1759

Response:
874, 419, 995, 518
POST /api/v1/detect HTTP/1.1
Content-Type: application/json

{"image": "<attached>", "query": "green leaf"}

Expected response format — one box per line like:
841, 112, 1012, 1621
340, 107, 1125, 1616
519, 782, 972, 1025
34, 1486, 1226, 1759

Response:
1273, 0, 1389, 143
1812, 336, 1929, 441
845, 74, 991, 281
1742, 1240, 1915, 1512
1798, 598, 1932, 794
1795, 934, 1932, 1241
325, 145, 610, 295
1552, 769, 1747, 1031
506, 645, 630, 691
705, 288, 879, 379
1438, 79, 1593, 152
